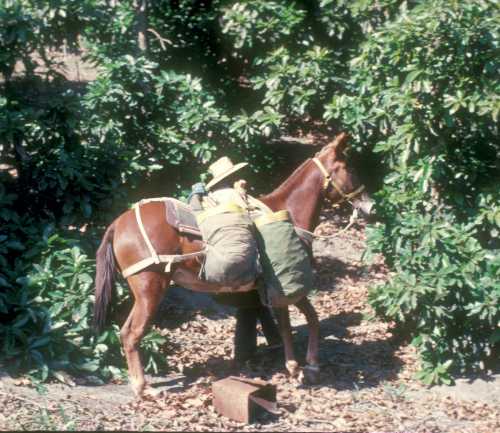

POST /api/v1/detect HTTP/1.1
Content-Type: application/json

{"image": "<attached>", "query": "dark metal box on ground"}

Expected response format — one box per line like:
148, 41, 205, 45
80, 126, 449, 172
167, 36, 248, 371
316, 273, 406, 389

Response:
212, 376, 278, 424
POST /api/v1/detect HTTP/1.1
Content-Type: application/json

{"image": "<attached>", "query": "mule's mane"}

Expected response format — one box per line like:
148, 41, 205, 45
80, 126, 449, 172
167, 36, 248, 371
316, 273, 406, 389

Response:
262, 157, 314, 199
262, 141, 336, 199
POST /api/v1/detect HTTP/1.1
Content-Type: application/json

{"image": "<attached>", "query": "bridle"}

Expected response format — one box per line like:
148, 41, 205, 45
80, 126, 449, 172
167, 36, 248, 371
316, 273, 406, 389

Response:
312, 157, 365, 207
291, 156, 365, 243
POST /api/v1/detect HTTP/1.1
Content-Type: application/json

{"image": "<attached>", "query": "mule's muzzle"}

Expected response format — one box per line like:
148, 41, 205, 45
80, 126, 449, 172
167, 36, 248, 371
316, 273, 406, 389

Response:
352, 192, 375, 219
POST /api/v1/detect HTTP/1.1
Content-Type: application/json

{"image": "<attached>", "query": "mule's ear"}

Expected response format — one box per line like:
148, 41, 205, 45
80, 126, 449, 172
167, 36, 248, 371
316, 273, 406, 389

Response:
330, 132, 349, 154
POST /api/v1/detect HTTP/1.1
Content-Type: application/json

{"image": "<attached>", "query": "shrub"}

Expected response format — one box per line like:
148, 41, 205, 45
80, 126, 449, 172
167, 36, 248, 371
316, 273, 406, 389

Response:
221, 1, 305, 51
326, 0, 500, 383
0, 226, 168, 382
251, 45, 336, 119
82, 55, 233, 193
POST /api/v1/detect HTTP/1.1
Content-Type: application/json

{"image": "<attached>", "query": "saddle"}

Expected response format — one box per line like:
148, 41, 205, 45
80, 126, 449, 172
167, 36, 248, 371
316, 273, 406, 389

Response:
164, 198, 202, 238
164, 197, 314, 248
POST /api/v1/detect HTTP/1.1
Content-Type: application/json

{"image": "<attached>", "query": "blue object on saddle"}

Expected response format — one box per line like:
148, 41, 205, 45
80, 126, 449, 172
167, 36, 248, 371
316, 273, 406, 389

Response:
192, 182, 206, 194
188, 182, 207, 203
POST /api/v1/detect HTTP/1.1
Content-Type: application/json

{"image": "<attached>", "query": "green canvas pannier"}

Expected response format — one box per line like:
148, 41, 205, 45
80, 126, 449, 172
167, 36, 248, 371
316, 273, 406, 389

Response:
254, 210, 313, 307
196, 202, 260, 286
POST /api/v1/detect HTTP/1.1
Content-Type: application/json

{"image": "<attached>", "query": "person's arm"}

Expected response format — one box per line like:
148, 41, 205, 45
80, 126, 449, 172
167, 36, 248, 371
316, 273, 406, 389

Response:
233, 180, 250, 209
188, 182, 207, 211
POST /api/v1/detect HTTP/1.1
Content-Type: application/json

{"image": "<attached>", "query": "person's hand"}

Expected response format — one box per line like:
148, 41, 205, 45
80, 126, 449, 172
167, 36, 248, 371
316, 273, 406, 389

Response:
233, 179, 247, 191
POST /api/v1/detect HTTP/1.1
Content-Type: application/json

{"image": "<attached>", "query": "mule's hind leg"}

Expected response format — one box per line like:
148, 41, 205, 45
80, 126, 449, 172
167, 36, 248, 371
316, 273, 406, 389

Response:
121, 271, 169, 397
296, 297, 320, 384
274, 306, 300, 378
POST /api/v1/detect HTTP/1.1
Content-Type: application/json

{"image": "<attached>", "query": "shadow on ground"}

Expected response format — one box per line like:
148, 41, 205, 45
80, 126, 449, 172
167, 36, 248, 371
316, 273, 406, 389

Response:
313, 256, 369, 292
170, 310, 402, 393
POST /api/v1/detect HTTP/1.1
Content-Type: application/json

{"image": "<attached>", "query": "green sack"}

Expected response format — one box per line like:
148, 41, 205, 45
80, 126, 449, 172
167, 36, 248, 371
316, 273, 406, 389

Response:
197, 202, 259, 286
254, 210, 313, 307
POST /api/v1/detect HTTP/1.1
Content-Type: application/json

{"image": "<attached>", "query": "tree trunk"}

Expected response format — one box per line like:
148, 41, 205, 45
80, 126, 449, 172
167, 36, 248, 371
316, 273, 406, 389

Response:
133, 0, 148, 53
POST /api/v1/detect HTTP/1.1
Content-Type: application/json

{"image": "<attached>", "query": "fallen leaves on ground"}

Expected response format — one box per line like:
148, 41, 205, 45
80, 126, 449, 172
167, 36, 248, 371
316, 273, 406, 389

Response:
1, 214, 499, 432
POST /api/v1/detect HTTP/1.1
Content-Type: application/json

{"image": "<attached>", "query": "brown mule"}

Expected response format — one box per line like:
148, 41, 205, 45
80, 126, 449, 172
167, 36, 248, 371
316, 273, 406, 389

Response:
93, 132, 373, 397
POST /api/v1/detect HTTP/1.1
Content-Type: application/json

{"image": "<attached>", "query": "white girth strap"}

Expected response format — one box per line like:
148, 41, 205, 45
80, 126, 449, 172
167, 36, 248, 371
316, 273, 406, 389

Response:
122, 251, 206, 278
121, 199, 206, 278
134, 201, 160, 265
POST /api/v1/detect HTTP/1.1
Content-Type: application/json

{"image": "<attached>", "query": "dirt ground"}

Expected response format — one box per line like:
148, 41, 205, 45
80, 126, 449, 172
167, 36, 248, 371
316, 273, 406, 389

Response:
1, 210, 499, 432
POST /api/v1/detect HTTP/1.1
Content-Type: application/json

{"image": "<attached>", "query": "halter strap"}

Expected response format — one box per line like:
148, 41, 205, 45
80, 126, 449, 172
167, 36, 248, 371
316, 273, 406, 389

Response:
312, 157, 365, 204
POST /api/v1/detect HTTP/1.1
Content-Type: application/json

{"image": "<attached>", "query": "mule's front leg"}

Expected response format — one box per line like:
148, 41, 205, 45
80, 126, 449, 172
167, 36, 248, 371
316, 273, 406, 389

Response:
296, 297, 320, 384
274, 306, 299, 378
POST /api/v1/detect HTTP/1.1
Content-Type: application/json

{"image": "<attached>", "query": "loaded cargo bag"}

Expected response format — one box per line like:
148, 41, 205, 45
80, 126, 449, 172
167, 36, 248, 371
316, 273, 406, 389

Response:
254, 210, 313, 307
197, 203, 260, 286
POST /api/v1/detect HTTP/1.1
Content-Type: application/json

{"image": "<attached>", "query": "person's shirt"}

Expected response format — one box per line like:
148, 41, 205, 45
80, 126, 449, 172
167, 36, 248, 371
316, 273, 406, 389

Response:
205, 187, 272, 221
206, 187, 249, 210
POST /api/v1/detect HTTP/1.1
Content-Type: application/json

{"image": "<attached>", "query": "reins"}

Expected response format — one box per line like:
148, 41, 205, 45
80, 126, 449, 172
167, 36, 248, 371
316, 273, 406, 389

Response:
296, 208, 359, 241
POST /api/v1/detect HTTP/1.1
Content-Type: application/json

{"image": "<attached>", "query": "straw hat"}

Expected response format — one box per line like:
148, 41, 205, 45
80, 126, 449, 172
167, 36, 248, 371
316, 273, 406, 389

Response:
206, 156, 248, 190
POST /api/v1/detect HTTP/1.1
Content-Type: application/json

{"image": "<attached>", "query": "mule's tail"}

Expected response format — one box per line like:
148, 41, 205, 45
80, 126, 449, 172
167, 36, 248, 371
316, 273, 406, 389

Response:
93, 222, 116, 333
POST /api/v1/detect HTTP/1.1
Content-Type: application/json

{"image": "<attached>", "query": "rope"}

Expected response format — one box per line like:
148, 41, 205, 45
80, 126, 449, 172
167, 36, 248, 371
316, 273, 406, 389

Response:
298, 208, 359, 241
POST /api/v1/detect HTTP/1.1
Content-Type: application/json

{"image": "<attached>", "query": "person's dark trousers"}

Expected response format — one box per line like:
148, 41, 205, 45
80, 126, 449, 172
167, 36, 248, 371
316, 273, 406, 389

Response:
256, 307, 282, 347
234, 308, 258, 362
212, 291, 282, 362
234, 306, 282, 362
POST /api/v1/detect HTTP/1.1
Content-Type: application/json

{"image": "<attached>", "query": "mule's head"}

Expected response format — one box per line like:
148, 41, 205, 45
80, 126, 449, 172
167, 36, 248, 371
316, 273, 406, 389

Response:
315, 132, 374, 218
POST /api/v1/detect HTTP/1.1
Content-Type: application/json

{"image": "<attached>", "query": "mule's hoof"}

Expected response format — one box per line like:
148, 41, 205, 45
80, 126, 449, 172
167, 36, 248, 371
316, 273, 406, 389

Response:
141, 386, 163, 400
300, 364, 320, 385
285, 360, 300, 377
130, 381, 147, 399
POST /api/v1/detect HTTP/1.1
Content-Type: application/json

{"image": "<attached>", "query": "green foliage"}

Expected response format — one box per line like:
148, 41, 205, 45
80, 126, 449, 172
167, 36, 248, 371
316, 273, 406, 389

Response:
0, 0, 38, 80
0, 228, 167, 382
221, 1, 305, 50
218, 0, 417, 138
82, 55, 230, 194
319, 0, 416, 39
3, 95, 121, 225
252, 45, 336, 118
328, 0, 500, 383
0, 0, 98, 81
2, 0, 498, 387
148, 0, 221, 61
